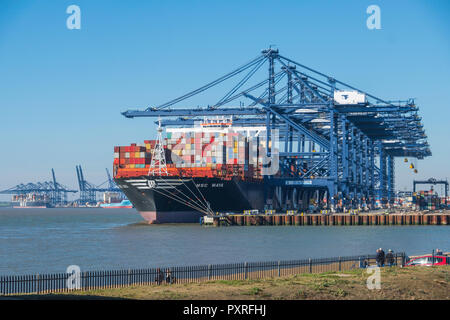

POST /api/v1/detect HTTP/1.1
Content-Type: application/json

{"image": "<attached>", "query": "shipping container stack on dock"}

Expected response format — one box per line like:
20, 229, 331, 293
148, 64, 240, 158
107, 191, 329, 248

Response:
412, 190, 445, 211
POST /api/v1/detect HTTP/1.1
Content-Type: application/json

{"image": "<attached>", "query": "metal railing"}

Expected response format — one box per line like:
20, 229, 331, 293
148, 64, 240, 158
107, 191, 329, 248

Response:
0, 252, 406, 295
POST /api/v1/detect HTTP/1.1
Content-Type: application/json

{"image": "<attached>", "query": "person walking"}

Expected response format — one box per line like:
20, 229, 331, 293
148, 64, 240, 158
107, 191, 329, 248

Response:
386, 249, 395, 266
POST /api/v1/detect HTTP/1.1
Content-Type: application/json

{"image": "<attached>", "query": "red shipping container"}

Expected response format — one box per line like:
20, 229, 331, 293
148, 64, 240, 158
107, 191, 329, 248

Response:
114, 146, 120, 152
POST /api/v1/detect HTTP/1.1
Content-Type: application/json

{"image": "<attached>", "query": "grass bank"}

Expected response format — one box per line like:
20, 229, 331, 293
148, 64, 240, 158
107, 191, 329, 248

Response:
11, 265, 449, 300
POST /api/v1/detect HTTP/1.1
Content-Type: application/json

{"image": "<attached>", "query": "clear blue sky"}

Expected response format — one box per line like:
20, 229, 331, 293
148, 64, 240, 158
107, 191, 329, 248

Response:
1, 0, 449, 197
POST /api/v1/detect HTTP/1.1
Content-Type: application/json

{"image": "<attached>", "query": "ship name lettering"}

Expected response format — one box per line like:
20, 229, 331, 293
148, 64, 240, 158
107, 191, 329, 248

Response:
212, 183, 223, 187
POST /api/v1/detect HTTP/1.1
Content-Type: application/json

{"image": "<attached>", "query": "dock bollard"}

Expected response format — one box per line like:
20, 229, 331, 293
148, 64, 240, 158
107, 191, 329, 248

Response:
414, 215, 420, 225
406, 215, 411, 225
432, 215, 438, 225
389, 215, 394, 225
303, 215, 309, 225
256, 216, 263, 226
294, 215, 301, 226
285, 215, 292, 226
275, 215, 281, 226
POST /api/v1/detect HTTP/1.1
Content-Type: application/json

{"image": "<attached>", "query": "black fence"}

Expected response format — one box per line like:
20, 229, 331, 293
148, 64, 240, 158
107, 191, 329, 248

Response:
0, 252, 406, 295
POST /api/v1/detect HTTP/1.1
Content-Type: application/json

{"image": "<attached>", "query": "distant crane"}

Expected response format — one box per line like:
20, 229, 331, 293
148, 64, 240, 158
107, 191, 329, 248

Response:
98, 168, 127, 199
413, 178, 448, 205
75, 165, 126, 204
0, 169, 77, 206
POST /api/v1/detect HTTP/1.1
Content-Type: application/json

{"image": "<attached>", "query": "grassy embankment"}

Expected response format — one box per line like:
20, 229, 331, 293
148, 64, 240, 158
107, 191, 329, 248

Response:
12, 265, 449, 300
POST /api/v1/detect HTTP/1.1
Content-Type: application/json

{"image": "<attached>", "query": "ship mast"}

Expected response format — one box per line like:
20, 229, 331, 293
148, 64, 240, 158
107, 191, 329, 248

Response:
148, 119, 169, 176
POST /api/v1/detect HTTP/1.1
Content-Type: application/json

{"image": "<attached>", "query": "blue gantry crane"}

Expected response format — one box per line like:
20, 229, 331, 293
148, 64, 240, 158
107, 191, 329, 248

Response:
97, 168, 127, 199
0, 169, 78, 206
76, 165, 126, 204
121, 48, 431, 211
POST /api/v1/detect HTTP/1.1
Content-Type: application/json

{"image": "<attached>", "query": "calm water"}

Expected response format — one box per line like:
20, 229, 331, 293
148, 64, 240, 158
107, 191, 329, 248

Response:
0, 208, 449, 275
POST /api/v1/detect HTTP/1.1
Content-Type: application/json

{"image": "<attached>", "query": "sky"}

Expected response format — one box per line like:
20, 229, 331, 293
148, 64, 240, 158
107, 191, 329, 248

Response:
1, 0, 449, 198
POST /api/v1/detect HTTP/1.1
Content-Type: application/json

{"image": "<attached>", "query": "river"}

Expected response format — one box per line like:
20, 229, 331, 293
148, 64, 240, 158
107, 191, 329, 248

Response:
0, 208, 448, 275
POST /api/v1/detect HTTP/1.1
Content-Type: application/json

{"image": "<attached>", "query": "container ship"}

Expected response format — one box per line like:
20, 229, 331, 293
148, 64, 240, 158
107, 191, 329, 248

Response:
113, 120, 271, 223
100, 200, 133, 209
11, 194, 52, 208
98, 192, 132, 208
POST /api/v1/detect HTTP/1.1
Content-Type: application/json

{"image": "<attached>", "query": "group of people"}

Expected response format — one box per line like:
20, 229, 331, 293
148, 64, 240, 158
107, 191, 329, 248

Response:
360, 248, 395, 268
155, 268, 175, 284
376, 248, 396, 267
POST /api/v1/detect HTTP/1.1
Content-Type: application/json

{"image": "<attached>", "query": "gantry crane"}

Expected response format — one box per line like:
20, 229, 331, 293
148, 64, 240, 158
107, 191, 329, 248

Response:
121, 48, 431, 211
97, 168, 127, 199
76, 166, 126, 204
0, 169, 77, 206
413, 178, 448, 205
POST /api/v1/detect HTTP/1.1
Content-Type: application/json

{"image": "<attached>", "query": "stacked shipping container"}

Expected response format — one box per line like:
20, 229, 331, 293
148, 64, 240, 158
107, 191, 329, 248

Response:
114, 143, 151, 169
113, 129, 274, 180
412, 190, 445, 210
